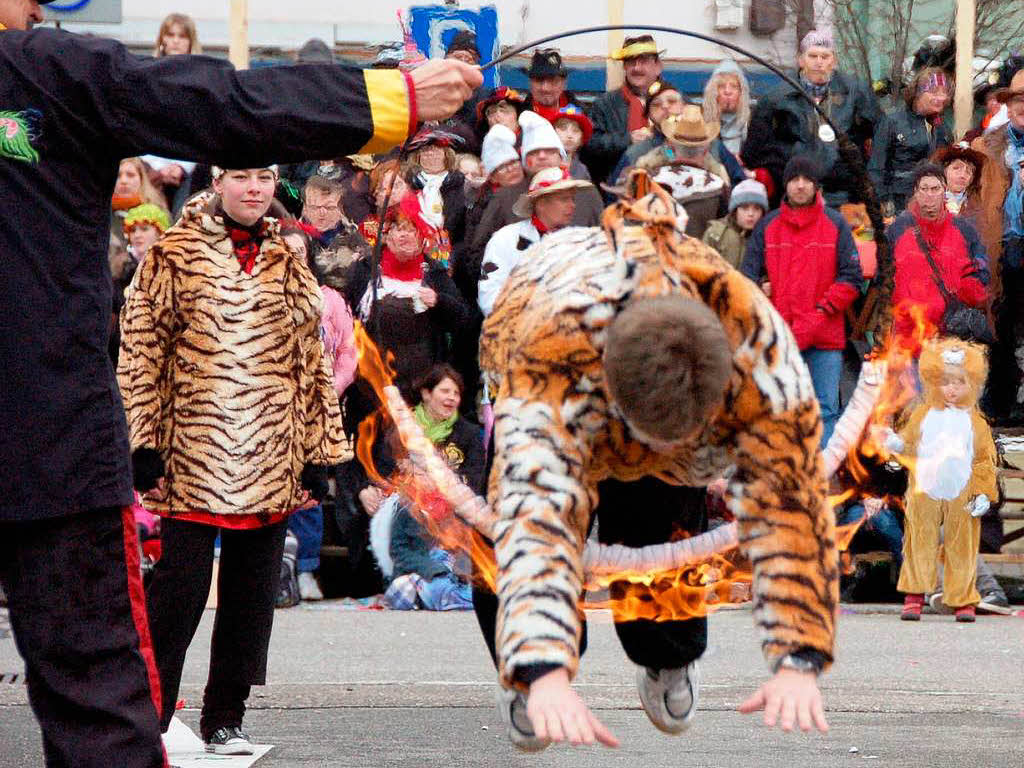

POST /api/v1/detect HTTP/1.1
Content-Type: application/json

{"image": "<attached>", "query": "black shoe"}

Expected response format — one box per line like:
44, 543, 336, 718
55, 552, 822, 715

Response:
205, 726, 254, 755
978, 592, 1013, 615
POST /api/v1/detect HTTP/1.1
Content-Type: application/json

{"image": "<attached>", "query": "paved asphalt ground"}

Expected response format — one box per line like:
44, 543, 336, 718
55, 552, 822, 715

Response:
1, 603, 1022, 767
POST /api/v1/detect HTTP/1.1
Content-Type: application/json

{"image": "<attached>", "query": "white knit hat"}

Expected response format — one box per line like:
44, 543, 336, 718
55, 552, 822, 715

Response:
518, 110, 567, 163
481, 124, 520, 176
728, 179, 769, 212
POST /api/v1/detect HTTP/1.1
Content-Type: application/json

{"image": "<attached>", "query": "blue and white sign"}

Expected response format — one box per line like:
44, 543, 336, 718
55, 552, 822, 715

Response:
408, 4, 500, 89
45, 0, 122, 24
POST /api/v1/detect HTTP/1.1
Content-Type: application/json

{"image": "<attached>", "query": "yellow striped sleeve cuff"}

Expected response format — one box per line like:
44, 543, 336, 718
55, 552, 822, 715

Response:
359, 69, 413, 155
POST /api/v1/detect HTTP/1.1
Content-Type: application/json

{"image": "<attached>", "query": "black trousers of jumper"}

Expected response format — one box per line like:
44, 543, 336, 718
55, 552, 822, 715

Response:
145, 517, 286, 740
0, 506, 166, 768
473, 476, 709, 675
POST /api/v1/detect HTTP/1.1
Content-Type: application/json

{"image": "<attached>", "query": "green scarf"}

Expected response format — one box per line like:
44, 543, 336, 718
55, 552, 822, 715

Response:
414, 403, 457, 444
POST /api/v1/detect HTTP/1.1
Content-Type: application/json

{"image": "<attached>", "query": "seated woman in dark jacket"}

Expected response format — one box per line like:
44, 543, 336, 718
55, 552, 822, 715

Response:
360, 364, 485, 609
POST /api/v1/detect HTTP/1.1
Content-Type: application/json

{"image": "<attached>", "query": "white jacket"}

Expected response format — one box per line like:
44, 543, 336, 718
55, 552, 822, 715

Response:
477, 219, 542, 317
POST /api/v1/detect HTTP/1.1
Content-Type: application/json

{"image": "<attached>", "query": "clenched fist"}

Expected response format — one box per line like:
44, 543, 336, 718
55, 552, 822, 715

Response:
409, 60, 483, 122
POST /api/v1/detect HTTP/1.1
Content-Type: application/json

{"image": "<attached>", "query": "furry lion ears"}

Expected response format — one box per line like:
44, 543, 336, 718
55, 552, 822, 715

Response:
918, 337, 988, 405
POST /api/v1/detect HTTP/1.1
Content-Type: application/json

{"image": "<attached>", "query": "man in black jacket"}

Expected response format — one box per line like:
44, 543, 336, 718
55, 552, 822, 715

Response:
584, 35, 665, 184
0, 3, 479, 766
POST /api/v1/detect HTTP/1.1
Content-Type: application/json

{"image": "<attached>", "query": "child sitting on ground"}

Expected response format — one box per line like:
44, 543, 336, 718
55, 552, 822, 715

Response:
880, 339, 997, 622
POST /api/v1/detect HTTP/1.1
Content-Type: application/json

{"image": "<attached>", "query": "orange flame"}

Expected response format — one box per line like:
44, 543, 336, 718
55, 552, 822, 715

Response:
351, 322, 498, 589
586, 553, 752, 621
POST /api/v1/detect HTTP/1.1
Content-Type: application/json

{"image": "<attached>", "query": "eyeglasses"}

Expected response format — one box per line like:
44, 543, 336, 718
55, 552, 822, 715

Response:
304, 204, 340, 214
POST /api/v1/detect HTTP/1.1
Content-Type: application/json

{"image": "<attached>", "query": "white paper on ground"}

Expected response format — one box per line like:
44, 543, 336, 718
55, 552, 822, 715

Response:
163, 716, 274, 767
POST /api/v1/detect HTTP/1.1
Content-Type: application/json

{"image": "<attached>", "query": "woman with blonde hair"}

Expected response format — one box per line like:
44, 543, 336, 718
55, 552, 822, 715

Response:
111, 157, 169, 247
702, 59, 751, 156
155, 13, 202, 57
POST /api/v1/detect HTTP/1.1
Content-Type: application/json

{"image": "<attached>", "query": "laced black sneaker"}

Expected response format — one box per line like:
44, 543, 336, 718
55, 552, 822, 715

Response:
205, 726, 254, 755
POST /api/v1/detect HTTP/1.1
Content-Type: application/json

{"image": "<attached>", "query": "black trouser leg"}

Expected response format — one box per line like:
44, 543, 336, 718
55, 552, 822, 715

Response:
0, 507, 166, 768
145, 517, 218, 732
199, 521, 287, 739
596, 477, 709, 670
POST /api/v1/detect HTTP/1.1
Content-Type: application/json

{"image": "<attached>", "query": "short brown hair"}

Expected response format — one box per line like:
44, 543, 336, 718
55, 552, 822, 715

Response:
603, 297, 732, 442
414, 364, 465, 401
303, 175, 344, 205
369, 159, 405, 195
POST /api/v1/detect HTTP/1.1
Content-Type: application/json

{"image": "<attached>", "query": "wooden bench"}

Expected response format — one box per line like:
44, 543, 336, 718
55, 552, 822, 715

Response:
997, 469, 1024, 545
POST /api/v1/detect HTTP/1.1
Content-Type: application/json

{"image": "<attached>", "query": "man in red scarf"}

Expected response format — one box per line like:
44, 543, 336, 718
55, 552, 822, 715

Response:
585, 35, 665, 184
521, 48, 585, 127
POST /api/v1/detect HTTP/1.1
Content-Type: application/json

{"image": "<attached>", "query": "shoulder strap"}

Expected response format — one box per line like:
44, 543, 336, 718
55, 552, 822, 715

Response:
910, 223, 954, 302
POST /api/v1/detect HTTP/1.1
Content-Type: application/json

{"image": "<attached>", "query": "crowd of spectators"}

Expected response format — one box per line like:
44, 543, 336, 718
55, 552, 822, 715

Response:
109, 16, 1022, 617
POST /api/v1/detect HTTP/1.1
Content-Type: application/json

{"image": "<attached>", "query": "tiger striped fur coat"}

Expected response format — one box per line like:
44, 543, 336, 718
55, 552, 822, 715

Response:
480, 181, 838, 691
117, 194, 349, 518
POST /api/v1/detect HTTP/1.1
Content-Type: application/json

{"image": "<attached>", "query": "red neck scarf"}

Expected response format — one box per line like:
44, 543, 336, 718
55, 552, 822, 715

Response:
222, 210, 267, 274
531, 215, 551, 236
380, 247, 424, 282
532, 95, 568, 124
622, 85, 647, 132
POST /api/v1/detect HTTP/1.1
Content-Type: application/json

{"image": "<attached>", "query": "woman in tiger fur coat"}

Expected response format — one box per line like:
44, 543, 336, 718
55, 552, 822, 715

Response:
117, 166, 349, 754
477, 171, 837, 750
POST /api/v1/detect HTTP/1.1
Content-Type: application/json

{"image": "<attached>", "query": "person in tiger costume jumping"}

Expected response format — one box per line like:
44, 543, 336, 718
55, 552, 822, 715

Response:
477, 170, 837, 749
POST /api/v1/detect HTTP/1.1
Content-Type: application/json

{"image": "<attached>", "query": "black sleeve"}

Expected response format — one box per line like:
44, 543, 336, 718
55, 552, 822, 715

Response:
341, 259, 372, 313
452, 419, 486, 494
425, 268, 471, 330
442, 171, 468, 247
29, 30, 410, 166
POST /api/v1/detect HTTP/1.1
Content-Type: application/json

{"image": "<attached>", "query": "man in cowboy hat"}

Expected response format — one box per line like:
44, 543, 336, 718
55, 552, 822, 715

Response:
522, 48, 585, 125
972, 67, 1024, 423
741, 29, 880, 208
634, 104, 732, 238
585, 34, 666, 184
477, 166, 593, 317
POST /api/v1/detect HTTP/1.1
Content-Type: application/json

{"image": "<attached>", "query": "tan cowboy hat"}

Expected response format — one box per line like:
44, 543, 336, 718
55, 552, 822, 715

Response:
512, 166, 593, 218
660, 104, 720, 147
995, 69, 1024, 104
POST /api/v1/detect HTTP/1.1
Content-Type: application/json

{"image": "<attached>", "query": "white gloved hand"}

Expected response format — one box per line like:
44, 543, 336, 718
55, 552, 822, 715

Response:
968, 494, 990, 518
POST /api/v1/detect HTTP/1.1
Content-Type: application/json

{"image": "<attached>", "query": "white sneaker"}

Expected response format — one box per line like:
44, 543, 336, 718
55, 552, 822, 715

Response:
496, 686, 550, 752
636, 661, 700, 735
298, 571, 323, 601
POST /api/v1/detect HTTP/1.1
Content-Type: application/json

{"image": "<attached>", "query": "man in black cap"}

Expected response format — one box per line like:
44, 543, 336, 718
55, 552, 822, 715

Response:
741, 155, 862, 449
522, 48, 584, 125
0, 2, 480, 766
585, 34, 665, 184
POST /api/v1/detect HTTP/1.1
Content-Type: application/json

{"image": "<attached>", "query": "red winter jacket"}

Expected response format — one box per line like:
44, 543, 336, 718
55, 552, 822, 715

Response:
887, 202, 990, 355
740, 193, 862, 350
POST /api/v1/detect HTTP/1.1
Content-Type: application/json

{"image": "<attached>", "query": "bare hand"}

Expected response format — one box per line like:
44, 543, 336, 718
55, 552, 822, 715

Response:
738, 669, 828, 733
358, 486, 384, 516
527, 668, 620, 748
409, 60, 483, 122
631, 127, 653, 143
418, 286, 438, 308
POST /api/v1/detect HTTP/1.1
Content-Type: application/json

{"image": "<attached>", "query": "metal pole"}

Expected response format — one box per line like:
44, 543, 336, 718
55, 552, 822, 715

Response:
954, 0, 976, 138
606, 0, 625, 91
229, 0, 250, 70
